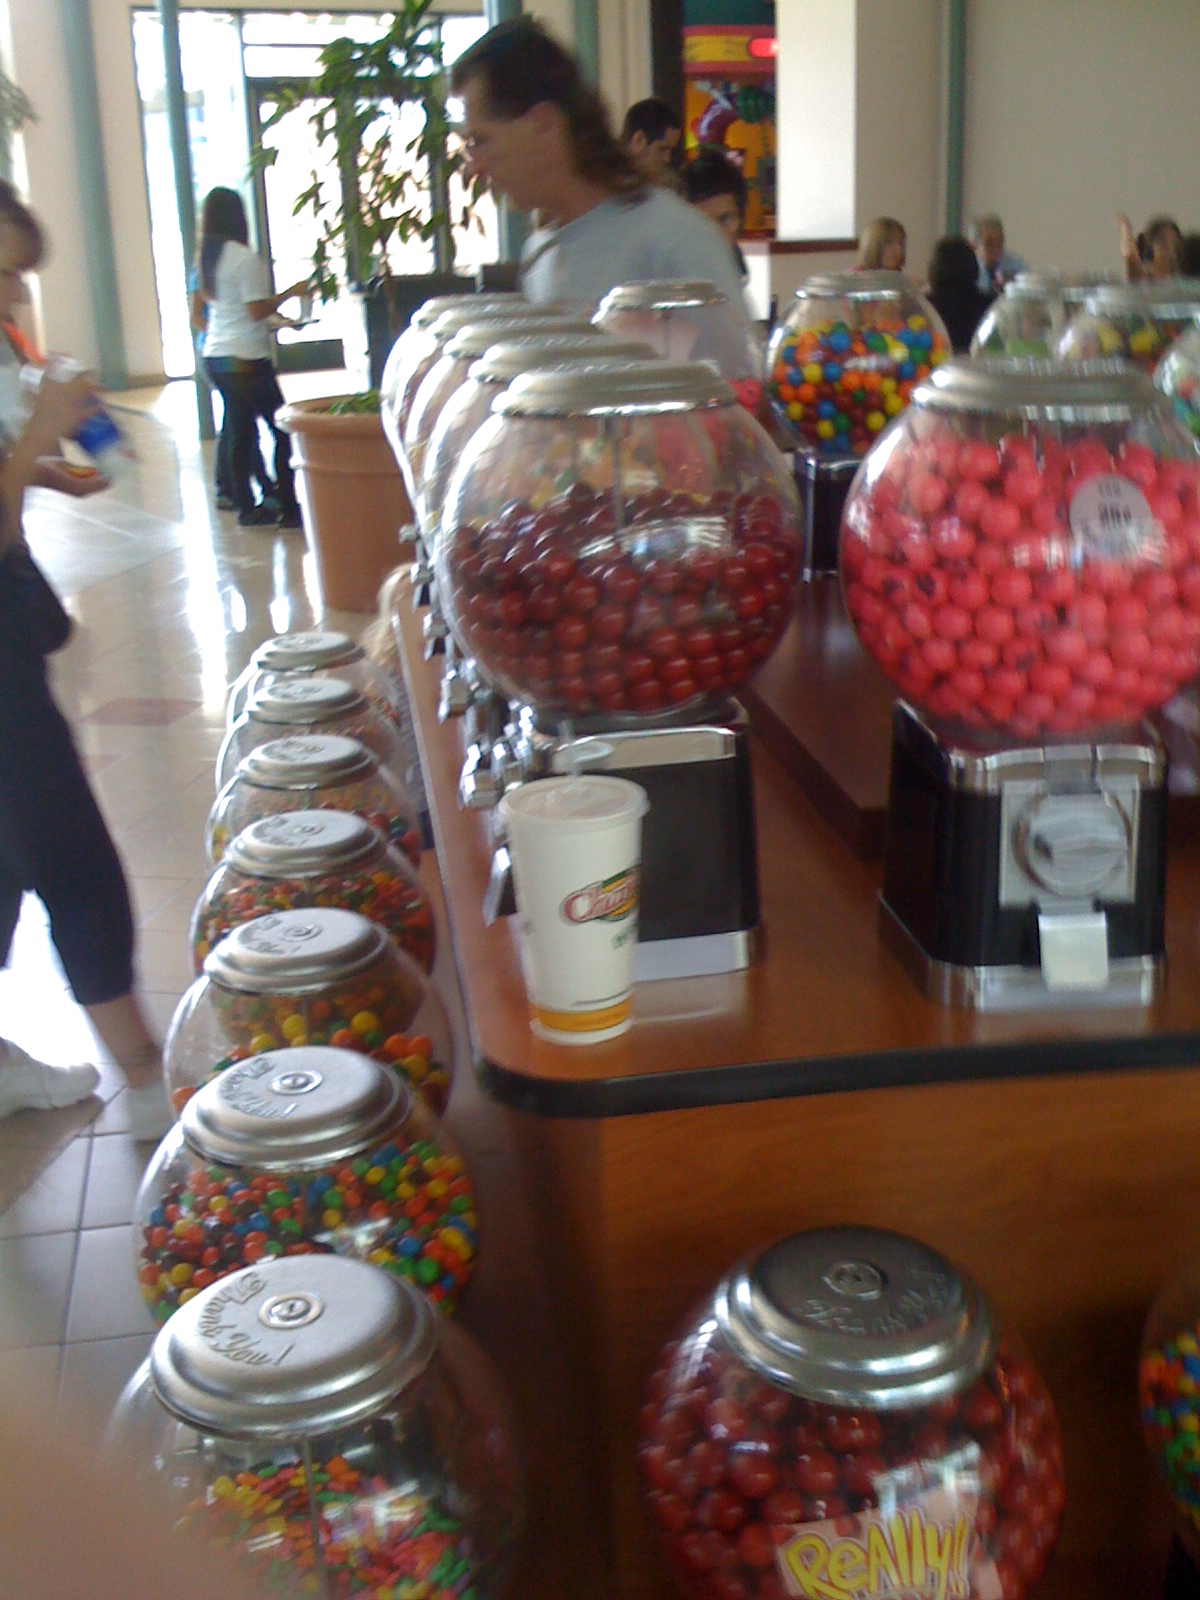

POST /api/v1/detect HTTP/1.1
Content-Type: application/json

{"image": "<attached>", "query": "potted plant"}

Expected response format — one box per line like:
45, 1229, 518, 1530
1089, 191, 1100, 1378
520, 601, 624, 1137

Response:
258, 0, 477, 388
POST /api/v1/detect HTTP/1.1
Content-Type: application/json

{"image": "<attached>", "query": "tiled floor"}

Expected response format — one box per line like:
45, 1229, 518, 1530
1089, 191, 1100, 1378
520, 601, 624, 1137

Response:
0, 372, 370, 1439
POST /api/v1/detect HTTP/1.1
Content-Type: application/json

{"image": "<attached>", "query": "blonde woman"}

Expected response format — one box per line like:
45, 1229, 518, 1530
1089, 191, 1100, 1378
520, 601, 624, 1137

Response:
858, 217, 906, 271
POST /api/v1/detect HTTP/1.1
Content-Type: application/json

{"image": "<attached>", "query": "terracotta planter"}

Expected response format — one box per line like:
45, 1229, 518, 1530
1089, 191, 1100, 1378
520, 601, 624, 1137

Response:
276, 398, 413, 613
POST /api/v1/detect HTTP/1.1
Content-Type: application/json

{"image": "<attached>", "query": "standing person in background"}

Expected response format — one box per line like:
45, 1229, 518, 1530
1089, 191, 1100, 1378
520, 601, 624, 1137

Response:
971, 214, 1026, 294
682, 148, 748, 283
451, 21, 750, 319
926, 235, 995, 352
858, 217, 907, 272
1116, 213, 1182, 282
620, 97, 682, 188
191, 187, 307, 528
0, 180, 172, 1137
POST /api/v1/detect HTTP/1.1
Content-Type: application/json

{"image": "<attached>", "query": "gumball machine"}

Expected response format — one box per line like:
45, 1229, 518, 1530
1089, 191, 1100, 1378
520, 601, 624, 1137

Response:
421, 336, 655, 743
842, 357, 1200, 1009
641, 1226, 1064, 1600
1058, 280, 1200, 374
592, 280, 764, 410
1140, 1258, 1200, 1573
971, 274, 1066, 358
767, 271, 952, 576
436, 359, 802, 979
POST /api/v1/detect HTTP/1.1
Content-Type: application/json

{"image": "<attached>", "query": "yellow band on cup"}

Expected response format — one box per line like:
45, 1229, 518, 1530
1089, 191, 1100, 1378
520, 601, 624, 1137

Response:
530, 997, 632, 1034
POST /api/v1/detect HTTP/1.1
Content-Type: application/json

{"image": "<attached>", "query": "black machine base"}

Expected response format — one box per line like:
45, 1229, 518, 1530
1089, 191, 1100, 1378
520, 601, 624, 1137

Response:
880, 701, 1168, 1010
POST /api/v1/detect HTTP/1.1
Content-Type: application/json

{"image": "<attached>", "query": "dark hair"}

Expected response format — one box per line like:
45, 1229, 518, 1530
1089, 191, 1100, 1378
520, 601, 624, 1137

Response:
1138, 215, 1182, 266
928, 235, 980, 293
198, 186, 249, 297
451, 19, 643, 195
621, 96, 681, 146
0, 178, 44, 269
1179, 233, 1200, 279
682, 149, 746, 216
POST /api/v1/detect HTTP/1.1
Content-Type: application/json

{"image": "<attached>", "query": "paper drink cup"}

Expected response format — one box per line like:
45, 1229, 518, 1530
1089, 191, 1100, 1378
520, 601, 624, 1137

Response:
499, 776, 649, 1044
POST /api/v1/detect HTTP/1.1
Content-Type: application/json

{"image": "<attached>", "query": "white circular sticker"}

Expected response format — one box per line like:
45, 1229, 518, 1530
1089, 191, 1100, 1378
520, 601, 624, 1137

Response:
1068, 472, 1162, 561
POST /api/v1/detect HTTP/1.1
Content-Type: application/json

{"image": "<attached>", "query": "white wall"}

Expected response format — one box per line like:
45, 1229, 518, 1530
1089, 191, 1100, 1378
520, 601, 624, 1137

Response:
855, 0, 941, 285
963, 0, 1200, 277
775, 0, 857, 242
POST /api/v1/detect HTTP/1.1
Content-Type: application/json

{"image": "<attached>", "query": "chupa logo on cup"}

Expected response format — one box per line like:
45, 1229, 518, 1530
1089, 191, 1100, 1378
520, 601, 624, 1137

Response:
561, 867, 640, 925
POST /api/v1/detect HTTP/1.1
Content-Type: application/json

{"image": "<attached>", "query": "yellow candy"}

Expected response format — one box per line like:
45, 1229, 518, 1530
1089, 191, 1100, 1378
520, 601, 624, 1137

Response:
1180, 1333, 1200, 1354
402, 1052, 429, 1082
250, 1033, 278, 1055
396, 1181, 417, 1201
866, 411, 886, 432
787, 401, 802, 421
908, 314, 927, 331
281, 1013, 307, 1043
802, 362, 823, 384
427, 1178, 448, 1198
178, 1287, 198, 1304
439, 1227, 472, 1260
816, 420, 835, 440
350, 1010, 379, 1036
322, 1209, 342, 1228
287, 1033, 308, 1048
212, 1476, 236, 1498
880, 376, 897, 395
369, 1248, 392, 1265
366, 1165, 386, 1185
170, 1262, 193, 1286
884, 394, 904, 416
1130, 327, 1157, 355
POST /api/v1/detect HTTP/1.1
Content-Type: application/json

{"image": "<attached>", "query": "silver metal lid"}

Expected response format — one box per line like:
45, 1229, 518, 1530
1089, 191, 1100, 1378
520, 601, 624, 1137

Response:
252, 630, 362, 672
1083, 278, 1200, 319
1010, 271, 1063, 292
240, 734, 377, 789
595, 279, 728, 314
715, 1227, 996, 1408
149, 1254, 437, 1438
793, 269, 920, 301
412, 292, 527, 332
472, 335, 654, 385
430, 299, 563, 345
223, 809, 383, 878
247, 677, 365, 725
496, 359, 733, 418
912, 355, 1168, 421
181, 1045, 408, 1171
444, 315, 593, 361
204, 907, 391, 994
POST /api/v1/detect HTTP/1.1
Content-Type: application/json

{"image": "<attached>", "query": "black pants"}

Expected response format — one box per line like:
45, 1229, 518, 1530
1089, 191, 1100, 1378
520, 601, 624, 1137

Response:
206, 358, 296, 516
0, 557, 134, 1006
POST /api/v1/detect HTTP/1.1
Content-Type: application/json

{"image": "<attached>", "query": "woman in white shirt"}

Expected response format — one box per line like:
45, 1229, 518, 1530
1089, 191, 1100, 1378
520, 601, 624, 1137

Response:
191, 188, 308, 527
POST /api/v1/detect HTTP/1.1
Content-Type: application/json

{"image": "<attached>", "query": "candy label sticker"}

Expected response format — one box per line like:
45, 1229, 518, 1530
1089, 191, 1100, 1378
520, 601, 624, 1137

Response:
775, 1488, 1001, 1600
1068, 473, 1161, 562
561, 866, 639, 925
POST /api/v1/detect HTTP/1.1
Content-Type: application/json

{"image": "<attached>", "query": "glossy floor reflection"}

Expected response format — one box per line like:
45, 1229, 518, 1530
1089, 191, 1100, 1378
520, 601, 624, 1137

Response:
0, 377, 372, 1429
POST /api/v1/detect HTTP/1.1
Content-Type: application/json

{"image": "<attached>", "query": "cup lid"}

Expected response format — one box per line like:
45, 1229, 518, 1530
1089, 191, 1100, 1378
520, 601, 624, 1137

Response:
203, 907, 391, 993
149, 1254, 437, 1438
181, 1045, 409, 1170
496, 359, 733, 418
499, 774, 649, 828
247, 677, 365, 724
595, 279, 728, 314
252, 630, 362, 672
223, 809, 384, 877
471, 336, 654, 385
240, 734, 377, 789
444, 315, 593, 361
715, 1227, 997, 1408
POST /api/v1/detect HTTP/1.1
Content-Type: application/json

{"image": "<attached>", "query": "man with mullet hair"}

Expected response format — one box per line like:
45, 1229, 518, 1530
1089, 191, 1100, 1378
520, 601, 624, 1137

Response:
451, 20, 750, 319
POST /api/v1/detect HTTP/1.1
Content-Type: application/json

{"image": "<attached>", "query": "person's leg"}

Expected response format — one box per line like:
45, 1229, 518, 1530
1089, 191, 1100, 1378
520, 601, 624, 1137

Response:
251, 363, 299, 525
0, 652, 170, 1134
210, 363, 271, 524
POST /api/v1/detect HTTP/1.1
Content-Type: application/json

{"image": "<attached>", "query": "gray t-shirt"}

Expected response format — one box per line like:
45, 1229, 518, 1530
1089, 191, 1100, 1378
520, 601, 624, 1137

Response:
520, 187, 752, 326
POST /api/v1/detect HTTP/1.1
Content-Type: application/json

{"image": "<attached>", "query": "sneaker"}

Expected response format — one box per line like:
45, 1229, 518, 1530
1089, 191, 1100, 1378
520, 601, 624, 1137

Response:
124, 1078, 173, 1142
237, 505, 278, 527
277, 507, 303, 529
0, 1039, 100, 1119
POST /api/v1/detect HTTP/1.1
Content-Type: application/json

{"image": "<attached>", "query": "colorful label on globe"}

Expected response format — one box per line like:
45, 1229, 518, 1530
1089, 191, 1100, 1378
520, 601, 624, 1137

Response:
775, 1488, 1000, 1600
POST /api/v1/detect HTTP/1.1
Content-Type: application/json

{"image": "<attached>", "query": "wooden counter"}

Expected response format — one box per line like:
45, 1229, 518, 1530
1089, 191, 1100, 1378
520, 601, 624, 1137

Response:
397, 586, 1200, 1600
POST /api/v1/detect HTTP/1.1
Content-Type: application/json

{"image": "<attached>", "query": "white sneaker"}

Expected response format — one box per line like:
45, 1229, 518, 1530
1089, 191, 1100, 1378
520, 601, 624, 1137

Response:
0, 1039, 100, 1118
124, 1078, 173, 1143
